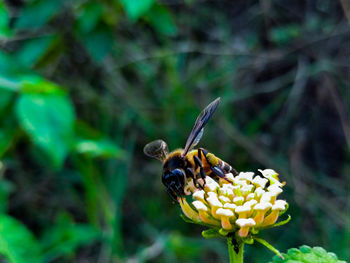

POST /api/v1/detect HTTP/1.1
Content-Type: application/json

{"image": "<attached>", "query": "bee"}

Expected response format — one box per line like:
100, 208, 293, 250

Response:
144, 97, 238, 202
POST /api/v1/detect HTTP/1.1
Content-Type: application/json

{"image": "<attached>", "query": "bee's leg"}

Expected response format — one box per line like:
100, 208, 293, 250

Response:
166, 187, 178, 203
186, 168, 203, 190
224, 164, 238, 176
199, 148, 234, 184
211, 166, 234, 184
220, 163, 238, 177
199, 148, 238, 176
193, 155, 207, 188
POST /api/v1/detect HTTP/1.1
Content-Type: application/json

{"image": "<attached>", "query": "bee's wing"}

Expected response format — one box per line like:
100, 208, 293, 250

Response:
144, 139, 169, 162
181, 97, 220, 157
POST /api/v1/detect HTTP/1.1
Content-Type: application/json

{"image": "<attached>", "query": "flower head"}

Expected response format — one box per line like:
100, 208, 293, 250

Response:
178, 169, 289, 238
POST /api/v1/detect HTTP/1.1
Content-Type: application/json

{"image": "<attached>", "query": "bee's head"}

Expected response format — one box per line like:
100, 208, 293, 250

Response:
162, 168, 185, 201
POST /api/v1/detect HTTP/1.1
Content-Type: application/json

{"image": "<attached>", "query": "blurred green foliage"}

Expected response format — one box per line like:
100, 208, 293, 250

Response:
0, 214, 42, 263
0, 0, 350, 262
270, 246, 347, 263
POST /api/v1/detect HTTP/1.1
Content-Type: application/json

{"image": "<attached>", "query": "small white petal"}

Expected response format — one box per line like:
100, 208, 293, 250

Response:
254, 187, 265, 198
206, 182, 219, 192
236, 218, 256, 227
193, 190, 205, 200
244, 199, 258, 208
207, 196, 223, 208
259, 169, 278, 178
207, 192, 217, 198
252, 176, 268, 188
222, 188, 234, 197
240, 185, 254, 196
272, 200, 287, 210
235, 180, 249, 187
254, 202, 272, 211
206, 176, 219, 185
235, 205, 251, 213
268, 185, 283, 195
219, 195, 231, 203
260, 192, 273, 203
237, 172, 254, 181
225, 173, 235, 181
192, 201, 208, 211
246, 193, 255, 201
258, 169, 283, 187
216, 208, 234, 217
222, 184, 236, 192
224, 203, 237, 210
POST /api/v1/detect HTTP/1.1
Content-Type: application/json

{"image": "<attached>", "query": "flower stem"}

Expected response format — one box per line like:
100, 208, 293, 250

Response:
227, 237, 244, 263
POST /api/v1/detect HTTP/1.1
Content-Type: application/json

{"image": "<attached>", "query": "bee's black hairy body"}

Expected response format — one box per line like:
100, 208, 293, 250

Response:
163, 153, 186, 171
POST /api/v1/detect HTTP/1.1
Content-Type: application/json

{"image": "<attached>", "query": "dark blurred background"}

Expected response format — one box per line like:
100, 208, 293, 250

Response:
0, 0, 350, 262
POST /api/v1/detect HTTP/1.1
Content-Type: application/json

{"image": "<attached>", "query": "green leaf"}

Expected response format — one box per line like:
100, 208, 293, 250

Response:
75, 2, 103, 33
14, 0, 62, 30
268, 24, 301, 46
73, 121, 125, 159
19, 76, 64, 94
0, 178, 15, 213
0, 105, 17, 158
0, 88, 15, 113
0, 214, 43, 263
0, 51, 23, 76
74, 138, 125, 159
0, 125, 15, 157
0, 75, 20, 92
144, 4, 177, 36
82, 26, 114, 63
41, 213, 100, 262
120, 0, 155, 21
15, 35, 56, 68
15, 92, 75, 168
0, 2, 11, 39
269, 245, 347, 263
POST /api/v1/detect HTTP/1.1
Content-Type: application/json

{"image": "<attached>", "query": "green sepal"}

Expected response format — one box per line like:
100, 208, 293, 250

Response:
179, 215, 220, 229
251, 228, 259, 234
202, 229, 221, 239
279, 203, 289, 216
180, 214, 197, 224
244, 237, 254, 245
258, 215, 291, 231
219, 228, 230, 236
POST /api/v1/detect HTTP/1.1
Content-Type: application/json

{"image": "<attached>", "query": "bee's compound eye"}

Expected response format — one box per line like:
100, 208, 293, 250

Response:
162, 169, 185, 186
171, 169, 185, 183
172, 169, 184, 178
162, 172, 173, 186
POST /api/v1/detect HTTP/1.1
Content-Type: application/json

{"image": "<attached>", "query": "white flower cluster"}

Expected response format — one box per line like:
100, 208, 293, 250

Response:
179, 169, 287, 237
